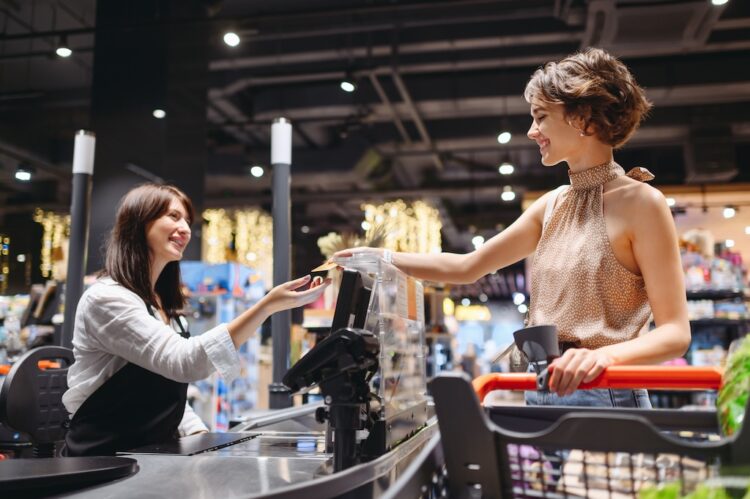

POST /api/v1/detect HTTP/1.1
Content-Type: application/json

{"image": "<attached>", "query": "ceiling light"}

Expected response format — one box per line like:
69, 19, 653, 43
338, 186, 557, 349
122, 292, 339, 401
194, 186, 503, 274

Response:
479, 293, 488, 303
223, 32, 240, 47
340, 79, 356, 93
152, 109, 166, 119
725, 239, 735, 248
723, 206, 736, 219
517, 303, 528, 314
471, 235, 485, 249
15, 165, 32, 182
301, 225, 310, 234
501, 186, 516, 202
16, 254, 26, 263
498, 162, 514, 175
711, 0, 729, 5
250, 165, 264, 178
461, 298, 470, 307
56, 35, 72, 58
665, 197, 676, 207
497, 131, 512, 144
512, 292, 525, 305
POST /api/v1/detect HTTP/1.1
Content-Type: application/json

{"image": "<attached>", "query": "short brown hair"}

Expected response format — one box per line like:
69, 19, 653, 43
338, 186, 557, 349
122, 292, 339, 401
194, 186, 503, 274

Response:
524, 47, 652, 148
104, 184, 194, 316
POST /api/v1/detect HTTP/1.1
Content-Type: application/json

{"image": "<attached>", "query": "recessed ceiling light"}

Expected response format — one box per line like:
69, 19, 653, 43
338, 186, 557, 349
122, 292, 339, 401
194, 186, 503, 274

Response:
498, 162, 514, 175
223, 32, 240, 47
723, 206, 736, 219
501, 186, 516, 201
497, 131, 512, 144
15, 166, 32, 182
711, 0, 729, 6
725, 239, 735, 248
250, 165, 264, 178
152, 109, 166, 119
340, 80, 356, 93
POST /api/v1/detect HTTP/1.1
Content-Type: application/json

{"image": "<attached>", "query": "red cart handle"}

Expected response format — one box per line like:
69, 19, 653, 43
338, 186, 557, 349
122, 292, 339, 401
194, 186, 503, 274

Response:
473, 365, 723, 403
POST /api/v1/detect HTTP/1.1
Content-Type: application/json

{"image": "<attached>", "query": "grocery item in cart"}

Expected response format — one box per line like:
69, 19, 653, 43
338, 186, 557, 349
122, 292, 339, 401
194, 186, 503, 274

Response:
717, 336, 750, 436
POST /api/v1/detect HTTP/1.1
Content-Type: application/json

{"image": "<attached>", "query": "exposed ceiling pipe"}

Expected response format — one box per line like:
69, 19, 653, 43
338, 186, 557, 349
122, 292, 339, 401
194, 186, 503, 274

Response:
368, 72, 412, 145
209, 39, 750, 93
390, 70, 443, 171
209, 32, 583, 72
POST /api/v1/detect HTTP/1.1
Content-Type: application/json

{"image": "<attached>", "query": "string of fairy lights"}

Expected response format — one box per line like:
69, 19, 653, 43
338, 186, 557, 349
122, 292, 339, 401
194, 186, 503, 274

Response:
360, 199, 442, 254
32, 209, 70, 280
201, 207, 274, 285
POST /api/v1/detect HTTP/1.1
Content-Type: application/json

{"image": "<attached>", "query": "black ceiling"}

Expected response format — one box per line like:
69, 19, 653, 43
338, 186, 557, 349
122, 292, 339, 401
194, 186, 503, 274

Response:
1, 0, 749, 295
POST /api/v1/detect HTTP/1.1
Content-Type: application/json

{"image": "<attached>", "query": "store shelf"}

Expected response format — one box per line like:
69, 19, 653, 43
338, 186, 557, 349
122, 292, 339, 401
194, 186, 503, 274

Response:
687, 290, 745, 301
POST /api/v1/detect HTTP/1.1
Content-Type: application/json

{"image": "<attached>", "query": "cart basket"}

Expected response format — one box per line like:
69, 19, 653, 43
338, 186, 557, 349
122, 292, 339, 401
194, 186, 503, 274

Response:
429, 372, 750, 498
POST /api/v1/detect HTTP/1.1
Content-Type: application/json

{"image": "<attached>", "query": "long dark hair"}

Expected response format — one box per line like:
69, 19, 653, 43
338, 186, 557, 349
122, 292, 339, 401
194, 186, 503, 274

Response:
103, 184, 195, 316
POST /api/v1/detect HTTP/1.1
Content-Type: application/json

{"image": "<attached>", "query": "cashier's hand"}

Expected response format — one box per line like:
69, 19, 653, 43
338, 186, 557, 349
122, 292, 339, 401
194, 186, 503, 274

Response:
264, 275, 331, 315
548, 348, 614, 397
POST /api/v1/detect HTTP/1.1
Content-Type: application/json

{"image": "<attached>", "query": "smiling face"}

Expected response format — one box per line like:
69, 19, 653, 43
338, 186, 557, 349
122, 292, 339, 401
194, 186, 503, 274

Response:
527, 99, 586, 167
145, 197, 192, 267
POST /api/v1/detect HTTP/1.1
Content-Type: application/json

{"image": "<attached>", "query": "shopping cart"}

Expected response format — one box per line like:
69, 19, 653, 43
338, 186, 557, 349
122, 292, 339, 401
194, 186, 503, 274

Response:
412, 366, 750, 499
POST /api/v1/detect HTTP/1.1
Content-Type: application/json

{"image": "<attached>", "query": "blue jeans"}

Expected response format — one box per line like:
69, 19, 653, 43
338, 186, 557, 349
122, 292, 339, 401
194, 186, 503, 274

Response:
523, 365, 652, 408
525, 387, 652, 408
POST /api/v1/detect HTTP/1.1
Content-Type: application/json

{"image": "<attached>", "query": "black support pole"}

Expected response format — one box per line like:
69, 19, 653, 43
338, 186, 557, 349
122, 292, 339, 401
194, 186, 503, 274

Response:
269, 117, 294, 409
61, 130, 95, 348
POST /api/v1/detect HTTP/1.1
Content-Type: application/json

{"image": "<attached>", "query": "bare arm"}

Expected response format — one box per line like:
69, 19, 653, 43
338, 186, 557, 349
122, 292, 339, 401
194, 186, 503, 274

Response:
336, 190, 555, 284
598, 187, 691, 364
227, 276, 329, 348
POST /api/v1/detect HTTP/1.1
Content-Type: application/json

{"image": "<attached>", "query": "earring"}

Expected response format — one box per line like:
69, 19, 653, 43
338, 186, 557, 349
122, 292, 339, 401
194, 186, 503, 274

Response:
579, 130, 586, 137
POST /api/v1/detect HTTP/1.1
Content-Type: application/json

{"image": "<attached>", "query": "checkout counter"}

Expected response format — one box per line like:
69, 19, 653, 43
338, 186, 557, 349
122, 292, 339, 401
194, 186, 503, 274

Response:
43, 255, 436, 498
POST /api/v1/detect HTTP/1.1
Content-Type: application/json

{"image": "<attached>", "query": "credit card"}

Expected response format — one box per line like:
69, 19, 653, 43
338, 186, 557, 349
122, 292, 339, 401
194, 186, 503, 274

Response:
312, 261, 338, 272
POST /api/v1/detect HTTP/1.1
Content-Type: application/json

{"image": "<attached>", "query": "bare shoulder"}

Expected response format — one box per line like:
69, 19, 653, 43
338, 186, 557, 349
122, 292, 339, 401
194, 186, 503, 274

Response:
607, 177, 667, 212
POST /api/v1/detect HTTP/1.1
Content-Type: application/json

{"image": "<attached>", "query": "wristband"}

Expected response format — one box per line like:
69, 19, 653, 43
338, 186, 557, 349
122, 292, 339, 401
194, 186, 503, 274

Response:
382, 249, 393, 264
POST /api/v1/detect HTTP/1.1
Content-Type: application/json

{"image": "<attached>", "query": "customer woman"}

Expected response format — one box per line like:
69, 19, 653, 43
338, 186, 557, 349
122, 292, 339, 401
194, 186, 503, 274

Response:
336, 48, 690, 407
63, 184, 329, 455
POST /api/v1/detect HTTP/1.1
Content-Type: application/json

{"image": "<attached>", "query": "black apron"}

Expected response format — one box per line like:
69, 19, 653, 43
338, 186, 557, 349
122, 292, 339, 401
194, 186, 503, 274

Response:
64, 305, 191, 456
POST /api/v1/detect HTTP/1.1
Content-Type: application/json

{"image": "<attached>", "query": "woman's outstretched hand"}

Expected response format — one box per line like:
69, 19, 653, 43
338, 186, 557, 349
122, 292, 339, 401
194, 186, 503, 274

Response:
332, 247, 384, 259
264, 275, 331, 315
547, 348, 614, 396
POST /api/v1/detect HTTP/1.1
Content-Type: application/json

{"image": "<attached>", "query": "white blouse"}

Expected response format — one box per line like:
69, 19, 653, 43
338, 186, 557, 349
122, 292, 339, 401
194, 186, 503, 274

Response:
62, 277, 241, 436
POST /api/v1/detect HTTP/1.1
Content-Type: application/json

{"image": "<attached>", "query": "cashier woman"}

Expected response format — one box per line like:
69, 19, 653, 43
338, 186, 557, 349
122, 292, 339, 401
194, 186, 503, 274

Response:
62, 184, 329, 456
335, 48, 691, 408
